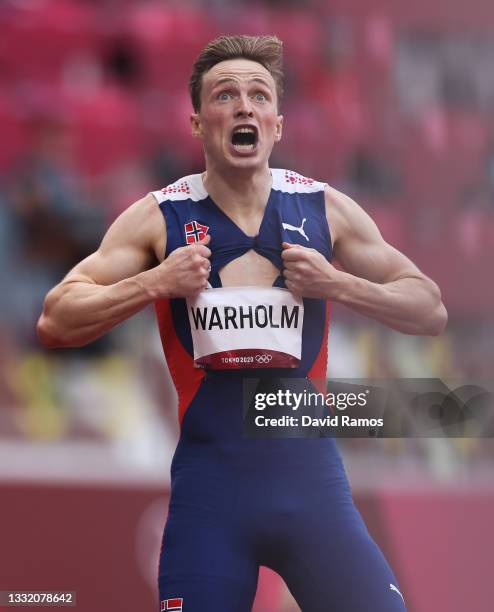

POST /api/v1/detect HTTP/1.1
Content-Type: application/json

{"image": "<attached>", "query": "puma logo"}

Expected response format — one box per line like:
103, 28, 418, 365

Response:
389, 583, 405, 603
282, 218, 309, 241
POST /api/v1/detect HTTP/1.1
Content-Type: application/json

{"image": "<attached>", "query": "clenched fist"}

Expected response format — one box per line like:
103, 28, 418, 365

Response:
149, 235, 212, 298
281, 242, 345, 300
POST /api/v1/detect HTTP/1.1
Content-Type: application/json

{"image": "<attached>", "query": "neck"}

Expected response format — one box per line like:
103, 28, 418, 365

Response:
202, 162, 272, 214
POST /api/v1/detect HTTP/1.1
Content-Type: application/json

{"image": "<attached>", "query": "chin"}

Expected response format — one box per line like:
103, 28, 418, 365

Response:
223, 150, 269, 171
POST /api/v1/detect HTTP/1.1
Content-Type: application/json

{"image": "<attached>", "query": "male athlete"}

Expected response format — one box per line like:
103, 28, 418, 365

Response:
38, 35, 447, 611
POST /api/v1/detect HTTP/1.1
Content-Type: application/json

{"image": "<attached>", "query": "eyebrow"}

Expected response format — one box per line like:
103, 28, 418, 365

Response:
211, 76, 272, 89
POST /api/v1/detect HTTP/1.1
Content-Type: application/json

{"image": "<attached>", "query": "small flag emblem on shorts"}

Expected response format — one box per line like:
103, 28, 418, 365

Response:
161, 598, 183, 611
184, 220, 209, 244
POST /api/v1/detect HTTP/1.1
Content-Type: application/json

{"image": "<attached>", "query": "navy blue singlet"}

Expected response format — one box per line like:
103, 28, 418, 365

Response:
152, 169, 407, 612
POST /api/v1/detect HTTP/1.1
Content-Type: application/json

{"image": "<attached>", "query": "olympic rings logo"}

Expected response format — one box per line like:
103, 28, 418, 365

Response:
255, 354, 273, 364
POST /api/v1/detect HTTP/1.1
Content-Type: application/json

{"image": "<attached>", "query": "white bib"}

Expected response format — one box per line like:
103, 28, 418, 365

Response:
186, 286, 304, 369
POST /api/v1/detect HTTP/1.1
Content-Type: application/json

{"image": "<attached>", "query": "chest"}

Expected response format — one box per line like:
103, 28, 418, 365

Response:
219, 250, 279, 287
165, 189, 332, 288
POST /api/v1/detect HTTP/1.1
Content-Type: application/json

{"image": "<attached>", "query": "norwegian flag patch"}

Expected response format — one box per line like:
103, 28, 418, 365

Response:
161, 598, 183, 611
184, 220, 209, 244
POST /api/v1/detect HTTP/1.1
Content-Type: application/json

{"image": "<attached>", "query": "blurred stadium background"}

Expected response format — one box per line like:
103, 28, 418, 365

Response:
1, 0, 493, 611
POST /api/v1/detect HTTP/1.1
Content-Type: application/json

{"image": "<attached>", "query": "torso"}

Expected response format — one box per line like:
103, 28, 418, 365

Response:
151, 168, 332, 425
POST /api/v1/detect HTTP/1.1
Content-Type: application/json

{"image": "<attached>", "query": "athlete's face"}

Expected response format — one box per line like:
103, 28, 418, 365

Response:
191, 59, 283, 172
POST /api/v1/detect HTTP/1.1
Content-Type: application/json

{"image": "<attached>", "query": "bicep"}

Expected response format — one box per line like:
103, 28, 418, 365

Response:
63, 194, 165, 286
336, 236, 423, 284
327, 187, 423, 284
65, 244, 151, 287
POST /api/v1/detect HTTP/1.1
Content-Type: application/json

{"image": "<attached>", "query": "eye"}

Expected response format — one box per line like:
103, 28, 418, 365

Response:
217, 91, 231, 102
253, 91, 267, 102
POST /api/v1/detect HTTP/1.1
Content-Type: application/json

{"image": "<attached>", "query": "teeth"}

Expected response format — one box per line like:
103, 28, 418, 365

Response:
234, 127, 255, 134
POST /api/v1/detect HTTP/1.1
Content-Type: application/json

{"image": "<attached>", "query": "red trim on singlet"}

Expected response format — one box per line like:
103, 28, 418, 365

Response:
307, 301, 330, 393
155, 298, 204, 425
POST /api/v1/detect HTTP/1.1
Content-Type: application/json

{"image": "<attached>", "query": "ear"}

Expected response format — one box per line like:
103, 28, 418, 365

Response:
190, 113, 203, 138
274, 114, 283, 142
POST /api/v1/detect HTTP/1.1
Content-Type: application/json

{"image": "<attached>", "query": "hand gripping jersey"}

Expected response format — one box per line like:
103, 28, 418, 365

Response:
151, 169, 406, 612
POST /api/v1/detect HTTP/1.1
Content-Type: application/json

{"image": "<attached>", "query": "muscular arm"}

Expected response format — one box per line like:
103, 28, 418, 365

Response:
37, 194, 211, 348
282, 186, 447, 336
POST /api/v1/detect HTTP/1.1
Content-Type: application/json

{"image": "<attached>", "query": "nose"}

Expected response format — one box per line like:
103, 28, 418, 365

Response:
234, 94, 254, 118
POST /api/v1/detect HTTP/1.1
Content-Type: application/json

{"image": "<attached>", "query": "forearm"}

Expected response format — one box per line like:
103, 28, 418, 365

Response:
333, 272, 447, 336
37, 269, 159, 348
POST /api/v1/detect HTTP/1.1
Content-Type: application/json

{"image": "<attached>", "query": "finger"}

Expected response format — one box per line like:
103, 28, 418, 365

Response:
281, 247, 306, 262
197, 234, 211, 246
284, 271, 301, 284
282, 241, 302, 249
194, 255, 210, 269
284, 280, 301, 296
192, 244, 211, 258
282, 259, 306, 273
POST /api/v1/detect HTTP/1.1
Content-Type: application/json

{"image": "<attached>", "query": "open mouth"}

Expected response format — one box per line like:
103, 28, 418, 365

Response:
231, 126, 258, 152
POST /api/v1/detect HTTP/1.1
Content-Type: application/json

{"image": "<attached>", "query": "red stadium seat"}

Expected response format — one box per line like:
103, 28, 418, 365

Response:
124, 2, 216, 91
0, 0, 100, 87
69, 86, 143, 175
0, 93, 29, 170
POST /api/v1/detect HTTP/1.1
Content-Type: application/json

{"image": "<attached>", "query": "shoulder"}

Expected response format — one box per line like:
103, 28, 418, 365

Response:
117, 192, 163, 234
97, 192, 166, 262
324, 184, 359, 218
271, 168, 326, 194
150, 173, 207, 204
323, 184, 378, 245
